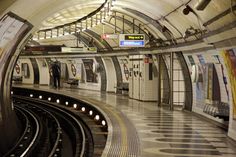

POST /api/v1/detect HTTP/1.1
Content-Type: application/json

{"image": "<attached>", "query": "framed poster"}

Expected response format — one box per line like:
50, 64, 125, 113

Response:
222, 49, 236, 119
82, 59, 98, 83
188, 55, 195, 66
197, 54, 205, 65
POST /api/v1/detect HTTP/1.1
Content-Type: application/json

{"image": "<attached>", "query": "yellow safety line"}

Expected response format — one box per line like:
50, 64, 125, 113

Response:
88, 99, 129, 156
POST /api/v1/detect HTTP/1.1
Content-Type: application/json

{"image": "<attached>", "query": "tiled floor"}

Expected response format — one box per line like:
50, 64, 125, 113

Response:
16, 85, 236, 157
66, 88, 236, 157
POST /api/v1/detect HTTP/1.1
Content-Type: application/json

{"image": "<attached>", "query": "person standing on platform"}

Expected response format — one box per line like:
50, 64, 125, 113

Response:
51, 61, 61, 89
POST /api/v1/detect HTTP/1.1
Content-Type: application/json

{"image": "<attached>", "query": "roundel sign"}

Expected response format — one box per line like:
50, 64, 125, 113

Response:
15, 64, 20, 74
71, 64, 76, 77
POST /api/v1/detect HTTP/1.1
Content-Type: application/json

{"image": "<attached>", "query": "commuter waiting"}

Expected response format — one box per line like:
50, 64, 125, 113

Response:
51, 61, 61, 89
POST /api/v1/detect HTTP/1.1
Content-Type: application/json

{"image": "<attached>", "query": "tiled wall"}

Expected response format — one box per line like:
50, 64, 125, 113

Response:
103, 57, 117, 92
183, 48, 236, 141
18, 59, 34, 84
117, 56, 129, 83
162, 53, 185, 106
183, 50, 229, 114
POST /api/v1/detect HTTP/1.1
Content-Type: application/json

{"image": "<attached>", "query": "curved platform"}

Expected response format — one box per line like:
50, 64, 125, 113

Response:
13, 85, 236, 157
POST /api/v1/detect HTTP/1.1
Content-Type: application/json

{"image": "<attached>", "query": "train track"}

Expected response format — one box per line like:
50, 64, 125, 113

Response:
4, 94, 106, 157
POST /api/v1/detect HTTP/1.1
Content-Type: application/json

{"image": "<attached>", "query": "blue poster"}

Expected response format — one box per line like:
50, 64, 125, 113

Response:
197, 54, 205, 64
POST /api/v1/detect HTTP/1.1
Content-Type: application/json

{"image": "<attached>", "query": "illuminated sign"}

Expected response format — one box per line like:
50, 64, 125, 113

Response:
61, 47, 83, 52
120, 41, 145, 47
61, 47, 97, 53
119, 34, 145, 47
101, 34, 119, 39
125, 35, 144, 40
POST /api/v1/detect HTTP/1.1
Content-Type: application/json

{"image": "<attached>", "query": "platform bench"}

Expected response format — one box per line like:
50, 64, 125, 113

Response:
65, 79, 79, 88
12, 76, 22, 84
203, 102, 229, 121
115, 83, 129, 91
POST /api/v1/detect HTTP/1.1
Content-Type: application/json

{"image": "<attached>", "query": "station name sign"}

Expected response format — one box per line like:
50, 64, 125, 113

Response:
61, 47, 97, 53
119, 34, 145, 47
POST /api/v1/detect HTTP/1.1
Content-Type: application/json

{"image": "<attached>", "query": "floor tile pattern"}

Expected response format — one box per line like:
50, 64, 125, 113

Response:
17, 85, 236, 157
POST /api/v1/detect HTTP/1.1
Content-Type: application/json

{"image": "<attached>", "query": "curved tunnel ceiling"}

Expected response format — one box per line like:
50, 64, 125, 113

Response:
2, 0, 236, 51
42, 6, 100, 29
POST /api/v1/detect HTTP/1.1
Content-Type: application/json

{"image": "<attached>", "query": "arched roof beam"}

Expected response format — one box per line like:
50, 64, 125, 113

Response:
122, 8, 173, 41
75, 32, 104, 49
110, 7, 174, 45
85, 29, 113, 51
43, 24, 112, 51
82, 18, 153, 50
61, 26, 101, 48
107, 15, 162, 47
112, 10, 161, 39
76, 31, 107, 51
109, 15, 150, 39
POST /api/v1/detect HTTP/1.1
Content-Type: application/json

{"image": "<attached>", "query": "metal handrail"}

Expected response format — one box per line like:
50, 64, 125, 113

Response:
38, 0, 110, 33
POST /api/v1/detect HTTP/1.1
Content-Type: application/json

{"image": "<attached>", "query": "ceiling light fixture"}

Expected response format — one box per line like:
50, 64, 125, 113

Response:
195, 0, 211, 11
183, 5, 194, 15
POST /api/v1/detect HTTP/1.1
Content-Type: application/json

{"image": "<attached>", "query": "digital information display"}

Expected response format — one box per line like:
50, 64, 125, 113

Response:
119, 34, 145, 47
124, 35, 144, 40
120, 41, 145, 47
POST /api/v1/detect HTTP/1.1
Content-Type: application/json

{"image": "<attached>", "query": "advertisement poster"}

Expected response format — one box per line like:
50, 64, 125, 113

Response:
188, 55, 204, 108
197, 54, 205, 65
222, 49, 236, 119
82, 59, 98, 83
188, 55, 195, 66
213, 55, 229, 102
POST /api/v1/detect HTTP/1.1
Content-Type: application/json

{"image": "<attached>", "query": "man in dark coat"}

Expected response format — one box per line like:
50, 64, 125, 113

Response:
51, 61, 61, 88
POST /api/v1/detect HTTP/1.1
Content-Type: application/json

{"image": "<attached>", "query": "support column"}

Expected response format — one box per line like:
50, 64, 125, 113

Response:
170, 52, 174, 111
157, 54, 162, 107
114, 12, 117, 33
133, 19, 135, 33
122, 15, 125, 33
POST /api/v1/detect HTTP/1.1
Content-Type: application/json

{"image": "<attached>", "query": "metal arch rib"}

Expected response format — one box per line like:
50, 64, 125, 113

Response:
122, 8, 173, 40
85, 29, 113, 51
108, 15, 150, 38
74, 32, 104, 50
